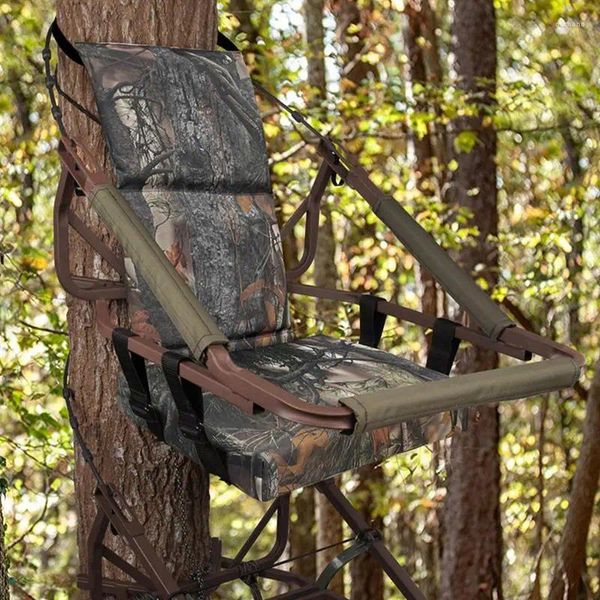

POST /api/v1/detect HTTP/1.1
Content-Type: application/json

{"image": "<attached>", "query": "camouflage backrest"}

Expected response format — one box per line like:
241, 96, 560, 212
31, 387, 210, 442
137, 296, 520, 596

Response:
78, 43, 292, 350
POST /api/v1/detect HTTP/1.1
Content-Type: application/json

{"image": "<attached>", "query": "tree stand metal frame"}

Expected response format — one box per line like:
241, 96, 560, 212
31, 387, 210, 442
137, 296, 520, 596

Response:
73, 474, 425, 599
44, 19, 583, 600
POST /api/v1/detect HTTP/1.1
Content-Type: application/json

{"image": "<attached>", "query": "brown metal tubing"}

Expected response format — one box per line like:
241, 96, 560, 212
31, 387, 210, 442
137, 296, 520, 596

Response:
314, 144, 515, 342
95, 301, 253, 414
68, 209, 126, 278
286, 160, 333, 281
94, 489, 179, 597
206, 345, 355, 429
273, 585, 346, 599
316, 479, 425, 600
179, 495, 292, 594
77, 574, 150, 596
288, 282, 531, 362
54, 168, 127, 301
233, 498, 281, 564
500, 327, 585, 367
58, 138, 109, 194
100, 545, 156, 590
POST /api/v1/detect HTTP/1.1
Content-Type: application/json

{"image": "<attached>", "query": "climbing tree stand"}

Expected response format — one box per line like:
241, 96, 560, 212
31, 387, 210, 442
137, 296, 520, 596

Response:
45, 17, 582, 600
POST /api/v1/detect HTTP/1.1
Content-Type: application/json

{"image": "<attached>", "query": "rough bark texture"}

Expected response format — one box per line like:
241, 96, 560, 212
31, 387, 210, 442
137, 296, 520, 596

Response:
549, 360, 600, 600
289, 488, 317, 581
57, 0, 217, 587
349, 466, 385, 600
440, 1, 503, 599
0, 496, 7, 600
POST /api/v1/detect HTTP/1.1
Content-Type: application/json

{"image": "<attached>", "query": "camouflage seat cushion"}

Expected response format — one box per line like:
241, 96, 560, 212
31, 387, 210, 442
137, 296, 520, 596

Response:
119, 335, 464, 501
78, 43, 292, 350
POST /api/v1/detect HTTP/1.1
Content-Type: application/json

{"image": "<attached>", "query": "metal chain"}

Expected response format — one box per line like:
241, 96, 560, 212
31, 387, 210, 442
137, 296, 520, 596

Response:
173, 461, 211, 600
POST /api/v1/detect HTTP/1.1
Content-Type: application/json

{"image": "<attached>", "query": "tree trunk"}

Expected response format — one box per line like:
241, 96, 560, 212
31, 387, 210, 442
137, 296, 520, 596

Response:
349, 466, 385, 600
57, 0, 217, 588
549, 360, 600, 600
440, 1, 503, 599
289, 489, 317, 582
0, 494, 8, 600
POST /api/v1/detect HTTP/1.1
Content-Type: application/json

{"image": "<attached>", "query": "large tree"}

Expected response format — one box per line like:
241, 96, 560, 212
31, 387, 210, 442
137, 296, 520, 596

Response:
56, 0, 217, 588
440, 0, 504, 598
0, 495, 7, 600
549, 360, 600, 600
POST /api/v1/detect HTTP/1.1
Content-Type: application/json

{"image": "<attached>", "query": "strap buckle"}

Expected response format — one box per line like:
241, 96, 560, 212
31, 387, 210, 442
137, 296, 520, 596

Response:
178, 411, 204, 441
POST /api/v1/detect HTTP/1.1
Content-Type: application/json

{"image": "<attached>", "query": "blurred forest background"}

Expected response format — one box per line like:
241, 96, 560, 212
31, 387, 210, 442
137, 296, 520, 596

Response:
0, 0, 599, 598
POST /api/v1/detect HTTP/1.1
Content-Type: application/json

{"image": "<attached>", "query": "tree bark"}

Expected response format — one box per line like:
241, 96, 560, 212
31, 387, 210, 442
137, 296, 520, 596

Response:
440, 1, 503, 599
289, 488, 317, 582
549, 360, 600, 600
57, 0, 217, 588
0, 495, 8, 600
349, 466, 385, 600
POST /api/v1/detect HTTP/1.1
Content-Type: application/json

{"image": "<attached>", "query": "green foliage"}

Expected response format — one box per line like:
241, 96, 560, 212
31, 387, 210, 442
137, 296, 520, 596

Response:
0, 0, 598, 598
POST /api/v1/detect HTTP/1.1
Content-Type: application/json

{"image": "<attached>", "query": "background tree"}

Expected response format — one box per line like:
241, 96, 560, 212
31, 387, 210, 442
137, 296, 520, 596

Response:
549, 360, 600, 600
0, 476, 8, 600
440, 0, 503, 598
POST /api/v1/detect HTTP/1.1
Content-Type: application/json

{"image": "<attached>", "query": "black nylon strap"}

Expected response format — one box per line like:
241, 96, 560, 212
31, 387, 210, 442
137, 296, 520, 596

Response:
161, 351, 228, 480
112, 328, 164, 441
359, 294, 387, 348
426, 318, 460, 375
51, 17, 238, 61
217, 31, 239, 51
49, 19, 83, 65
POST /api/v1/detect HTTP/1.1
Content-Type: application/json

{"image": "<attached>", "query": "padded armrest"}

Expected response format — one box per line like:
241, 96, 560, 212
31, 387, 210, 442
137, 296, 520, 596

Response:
373, 195, 514, 340
89, 184, 228, 358
340, 356, 581, 434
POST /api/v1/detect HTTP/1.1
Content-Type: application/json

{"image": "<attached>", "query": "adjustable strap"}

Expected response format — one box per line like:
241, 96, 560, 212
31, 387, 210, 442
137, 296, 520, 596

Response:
315, 529, 381, 591
161, 351, 228, 480
426, 318, 460, 375
359, 294, 387, 348
112, 328, 165, 441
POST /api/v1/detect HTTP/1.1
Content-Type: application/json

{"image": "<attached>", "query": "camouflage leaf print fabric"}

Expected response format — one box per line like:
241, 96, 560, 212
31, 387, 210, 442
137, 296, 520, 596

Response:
117, 336, 465, 501
77, 43, 291, 349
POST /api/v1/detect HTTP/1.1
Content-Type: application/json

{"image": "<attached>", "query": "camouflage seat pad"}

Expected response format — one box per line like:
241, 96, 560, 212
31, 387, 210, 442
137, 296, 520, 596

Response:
118, 335, 463, 501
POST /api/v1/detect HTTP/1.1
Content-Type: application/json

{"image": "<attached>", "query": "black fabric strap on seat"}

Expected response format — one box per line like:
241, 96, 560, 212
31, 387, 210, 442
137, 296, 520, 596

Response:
359, 294, 387, 348
112, 328, 164, 441
161, 351, 229, 480
50, 18, 239, 63
425, 318, 460, 375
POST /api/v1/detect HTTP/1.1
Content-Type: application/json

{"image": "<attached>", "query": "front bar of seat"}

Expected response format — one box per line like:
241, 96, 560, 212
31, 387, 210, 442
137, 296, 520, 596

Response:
88, 183, 229, 359
341, 356, 581, 434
